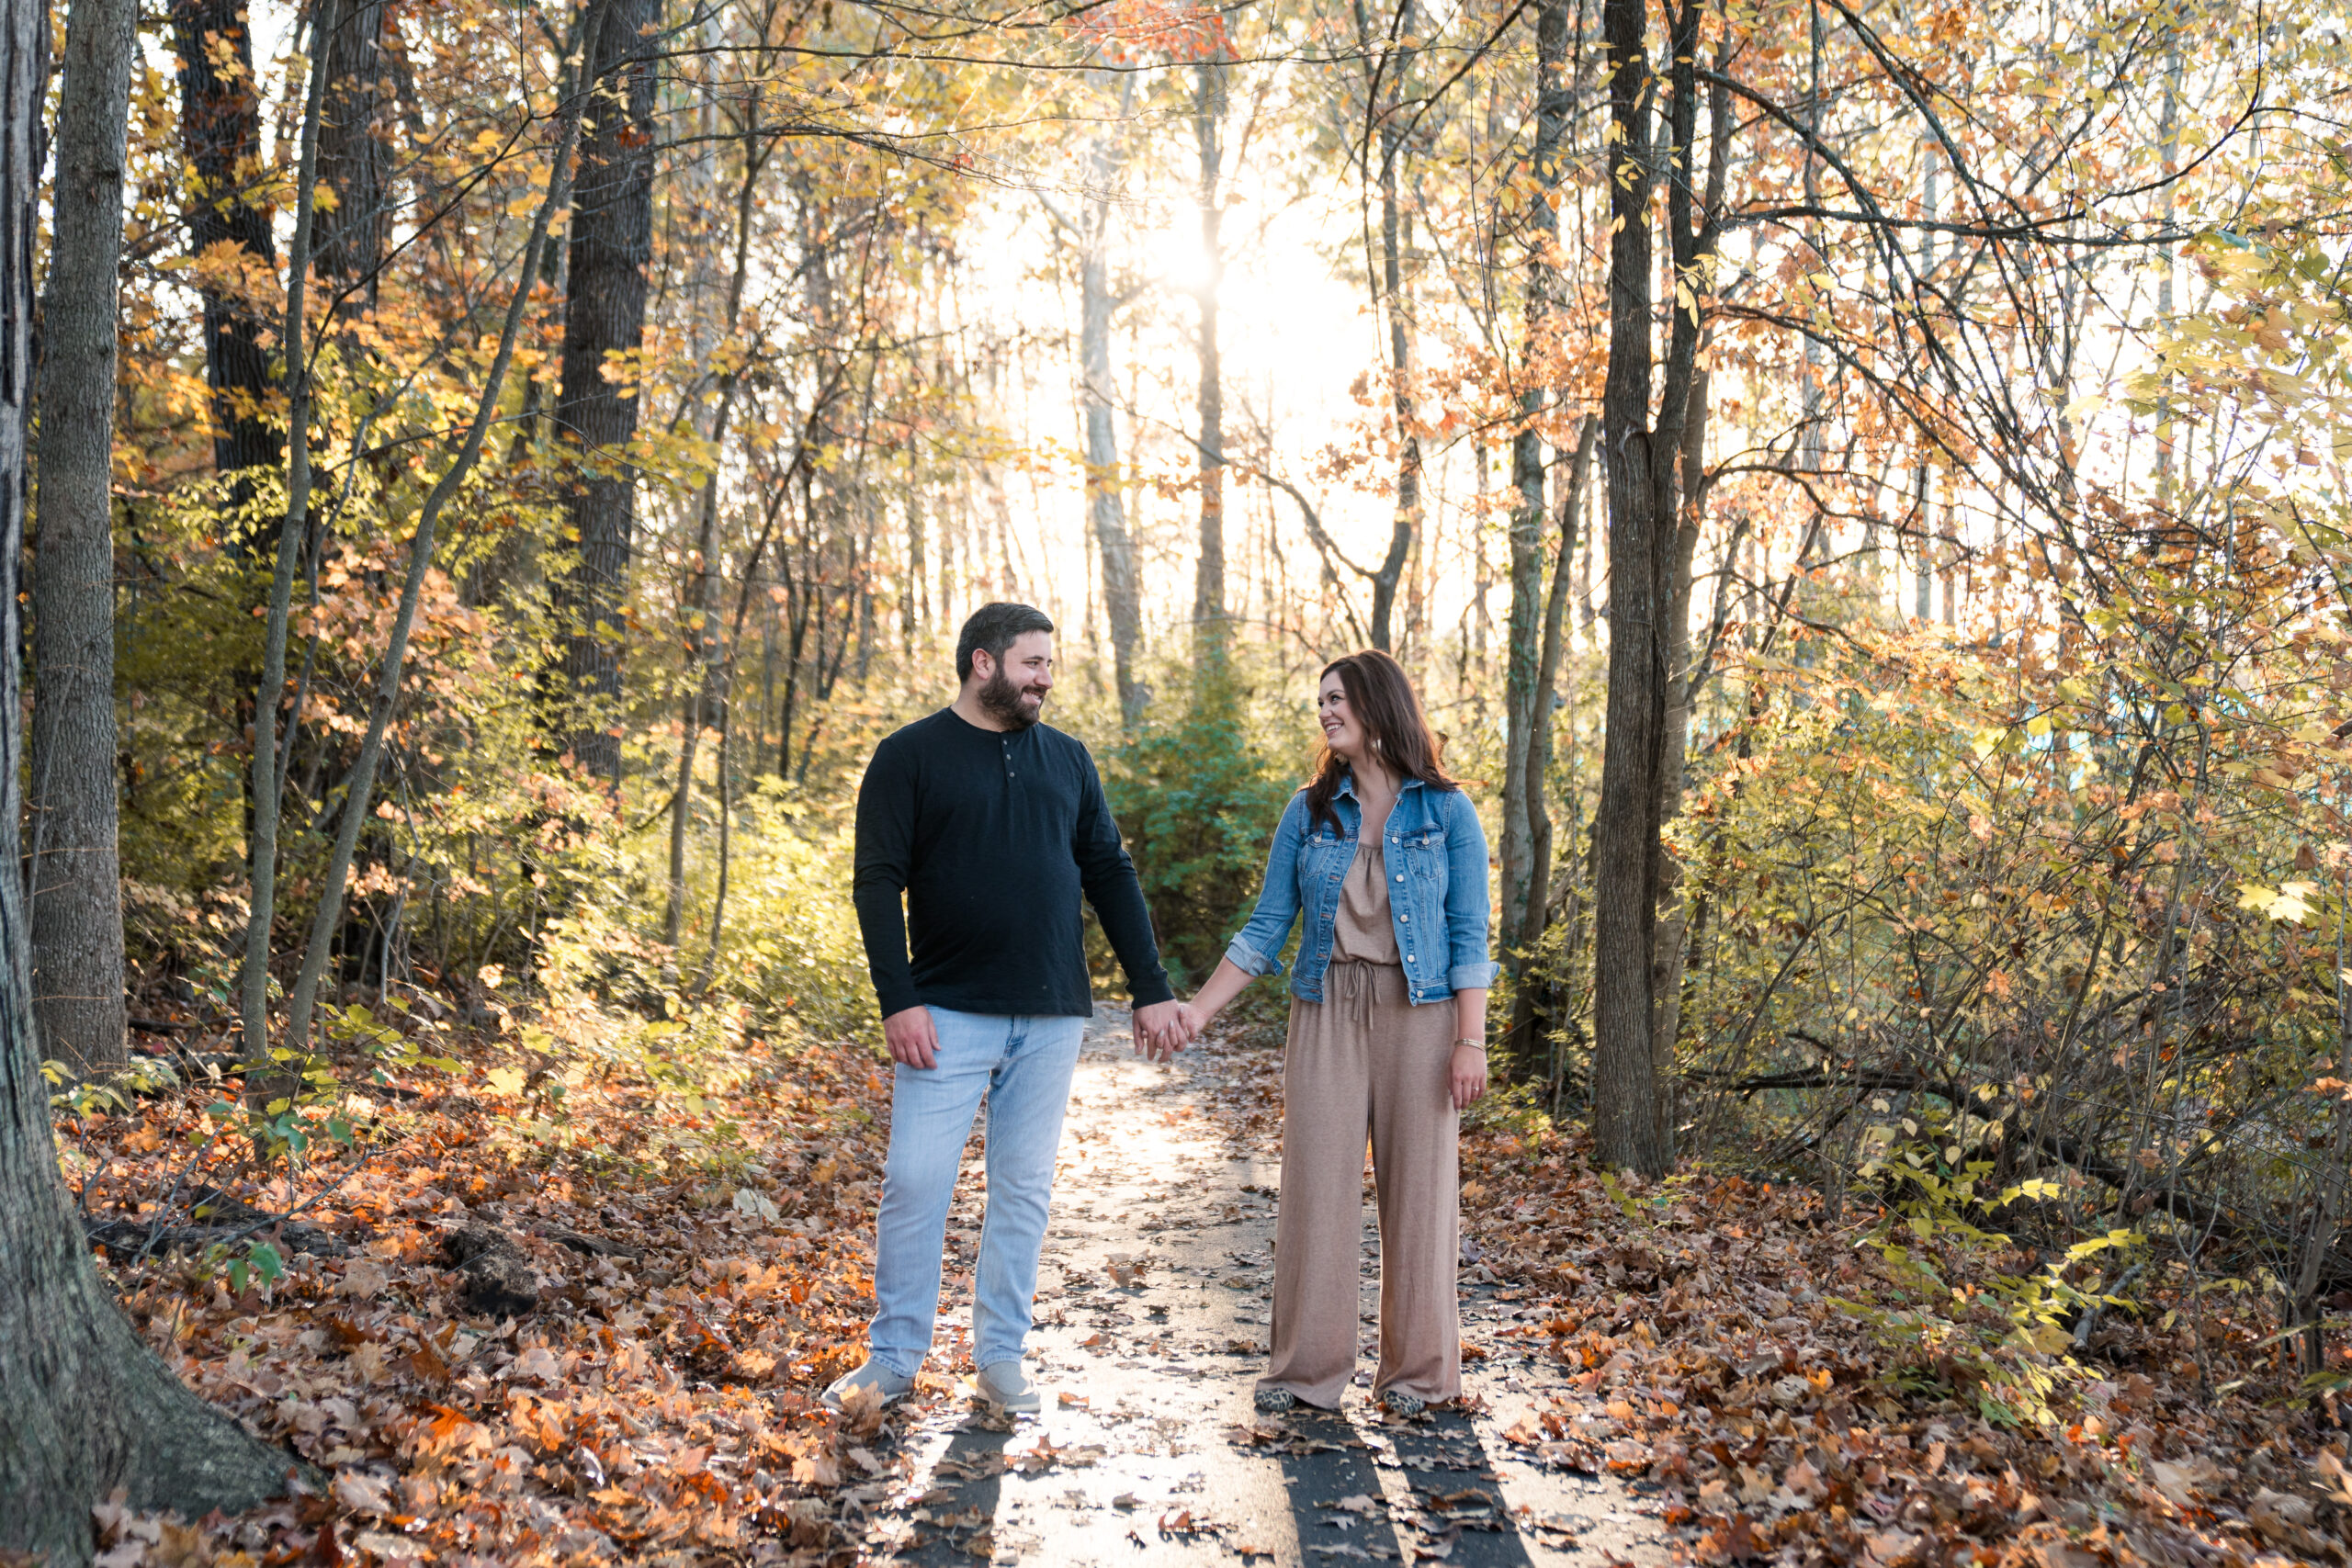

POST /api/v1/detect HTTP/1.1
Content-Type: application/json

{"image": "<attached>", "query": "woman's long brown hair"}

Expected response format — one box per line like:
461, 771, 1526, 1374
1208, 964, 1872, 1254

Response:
1304, 649, 1456, 834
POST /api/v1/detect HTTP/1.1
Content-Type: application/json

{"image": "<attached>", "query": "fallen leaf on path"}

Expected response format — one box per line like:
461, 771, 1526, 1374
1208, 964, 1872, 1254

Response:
1412, 1522, 1461, 1561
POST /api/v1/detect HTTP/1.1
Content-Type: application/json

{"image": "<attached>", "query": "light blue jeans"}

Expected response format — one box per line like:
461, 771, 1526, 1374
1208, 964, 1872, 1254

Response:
867, 1008, 1086, 1377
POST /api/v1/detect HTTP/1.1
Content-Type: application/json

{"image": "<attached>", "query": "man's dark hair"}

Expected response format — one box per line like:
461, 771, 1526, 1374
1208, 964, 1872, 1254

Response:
956, 603, 1056, 682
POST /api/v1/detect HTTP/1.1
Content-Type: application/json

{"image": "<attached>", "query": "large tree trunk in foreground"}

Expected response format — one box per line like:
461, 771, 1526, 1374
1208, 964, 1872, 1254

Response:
2, 0, 299, 1549
28, 0, 138, 1074
550, 0, 660, 788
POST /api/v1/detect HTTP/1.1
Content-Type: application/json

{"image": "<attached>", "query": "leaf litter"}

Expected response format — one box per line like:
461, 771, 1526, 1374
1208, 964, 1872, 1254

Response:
61, 1000, 2352, 1567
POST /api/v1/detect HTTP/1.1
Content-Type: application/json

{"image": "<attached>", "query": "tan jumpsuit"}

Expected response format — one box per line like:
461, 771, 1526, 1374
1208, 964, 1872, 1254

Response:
1258, 839, 1461, 1409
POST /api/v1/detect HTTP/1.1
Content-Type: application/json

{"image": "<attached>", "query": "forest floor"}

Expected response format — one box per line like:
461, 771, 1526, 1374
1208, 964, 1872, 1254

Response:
64, 994, 2352, 1567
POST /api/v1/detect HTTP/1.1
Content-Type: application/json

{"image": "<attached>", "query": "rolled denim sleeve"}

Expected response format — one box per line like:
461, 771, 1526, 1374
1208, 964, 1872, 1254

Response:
1224, 791, 1309, 978
1442, 790, 1500, 991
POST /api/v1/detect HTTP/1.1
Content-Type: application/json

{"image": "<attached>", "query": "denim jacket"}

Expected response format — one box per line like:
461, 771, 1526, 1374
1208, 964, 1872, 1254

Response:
1224, 773, 1498, 1007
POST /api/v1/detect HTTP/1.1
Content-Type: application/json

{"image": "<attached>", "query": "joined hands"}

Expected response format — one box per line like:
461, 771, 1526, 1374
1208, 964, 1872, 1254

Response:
1131, 999, 1204, 1063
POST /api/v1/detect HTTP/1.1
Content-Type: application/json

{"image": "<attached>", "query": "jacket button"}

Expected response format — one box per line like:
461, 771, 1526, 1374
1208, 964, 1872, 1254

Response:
1399, 913, 1409, 923
1394, 873, 1404, 883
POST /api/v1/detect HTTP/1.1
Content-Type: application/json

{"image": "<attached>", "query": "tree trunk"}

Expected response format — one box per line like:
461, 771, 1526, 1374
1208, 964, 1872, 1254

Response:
664, 138, 762, 953
1192, 58, 1226, 632
1508, 417, 1594, 1065
1590, 0, 1667, 1174
662, 471, 719, 955
1498, 0, 1570, 985
698, 490, 784, 991
169, 0, 278, 489
238, 0, 336, 1117
902, 494, 922, 646
1646, 368, 1709, 1134
1368, 128, 1419, 653
549, 0, 660, 789
28, 0, 138, 1074
3, 0, 302, 1546
1521, 415, 1596, 955
1060, 76, 1146, 726
1591, 0, 1718, 1175
315, 0, 390, 318
281, 0, 605, 1048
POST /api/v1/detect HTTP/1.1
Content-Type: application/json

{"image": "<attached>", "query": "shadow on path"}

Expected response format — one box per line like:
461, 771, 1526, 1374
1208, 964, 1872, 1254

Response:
854, 1012, 1658, 1567
869, 1415, 1016, 1565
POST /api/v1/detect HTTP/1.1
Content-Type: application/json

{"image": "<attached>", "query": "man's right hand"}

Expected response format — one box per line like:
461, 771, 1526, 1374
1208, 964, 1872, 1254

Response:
883, 1006, 939, 1069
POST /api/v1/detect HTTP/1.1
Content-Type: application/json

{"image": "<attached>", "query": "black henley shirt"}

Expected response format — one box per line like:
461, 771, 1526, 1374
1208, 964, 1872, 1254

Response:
852, 706, 1173, 1019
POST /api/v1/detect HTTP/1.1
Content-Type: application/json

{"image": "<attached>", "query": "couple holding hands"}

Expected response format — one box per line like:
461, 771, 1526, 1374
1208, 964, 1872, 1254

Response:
831, 603, 1494, 1419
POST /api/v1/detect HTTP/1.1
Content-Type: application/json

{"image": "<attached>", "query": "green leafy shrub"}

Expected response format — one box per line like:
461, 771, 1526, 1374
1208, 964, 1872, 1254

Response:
1104, 652, 1306, 987
1838, 1123, 2137, 1427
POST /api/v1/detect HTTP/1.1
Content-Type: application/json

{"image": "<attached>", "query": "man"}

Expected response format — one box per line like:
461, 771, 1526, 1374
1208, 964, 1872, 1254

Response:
828, 603, 1191, 1414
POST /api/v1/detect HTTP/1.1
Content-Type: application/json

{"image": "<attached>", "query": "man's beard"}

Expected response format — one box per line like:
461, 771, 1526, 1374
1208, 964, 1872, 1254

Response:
979, 667, 1046, 728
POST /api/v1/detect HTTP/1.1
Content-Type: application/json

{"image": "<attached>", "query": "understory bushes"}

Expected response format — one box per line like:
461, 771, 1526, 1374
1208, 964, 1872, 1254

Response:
1665, 525, 2352, 1404
1102, 648, 1307, 987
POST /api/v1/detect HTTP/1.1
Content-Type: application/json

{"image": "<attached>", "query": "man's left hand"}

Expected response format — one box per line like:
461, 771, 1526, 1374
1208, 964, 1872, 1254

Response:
1133, 1000, 1189, 1062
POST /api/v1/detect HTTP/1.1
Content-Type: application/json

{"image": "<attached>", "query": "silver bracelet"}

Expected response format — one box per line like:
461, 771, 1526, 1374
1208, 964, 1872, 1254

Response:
1453, 1039, 1486, 1053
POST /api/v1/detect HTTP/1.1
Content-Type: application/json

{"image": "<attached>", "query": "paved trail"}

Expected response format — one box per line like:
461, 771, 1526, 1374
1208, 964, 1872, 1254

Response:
861, 1010, 1668, 1567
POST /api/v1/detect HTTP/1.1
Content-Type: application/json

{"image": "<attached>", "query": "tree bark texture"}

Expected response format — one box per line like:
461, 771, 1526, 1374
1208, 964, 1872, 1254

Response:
315, 0, 390, 316
170, 0, 279, 488
1081, 238, 1145, 726
1368, 127, 1418, 653
1072, 81, 1146, 726
551, 0, 660, 788
28, 0, 138, 1074
1591, 0, 1718, 1176
666, 141, 761, 953
1357, 0, 1421, 654
1522, 415, 1596, 956
1498, 0, 1570, 983
3, 0, 301, 1546
1647, 367, 1709, 1133
1192, 59, 1226, 630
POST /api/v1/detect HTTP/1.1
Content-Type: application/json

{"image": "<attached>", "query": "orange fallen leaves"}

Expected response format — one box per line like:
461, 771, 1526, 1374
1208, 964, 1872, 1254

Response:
1453, 1122, 2352, 1568
75, 1025, 903, 1563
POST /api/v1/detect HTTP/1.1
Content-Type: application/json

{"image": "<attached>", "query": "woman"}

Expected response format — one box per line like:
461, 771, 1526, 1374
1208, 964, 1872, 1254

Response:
1168, 650, 1494, 1416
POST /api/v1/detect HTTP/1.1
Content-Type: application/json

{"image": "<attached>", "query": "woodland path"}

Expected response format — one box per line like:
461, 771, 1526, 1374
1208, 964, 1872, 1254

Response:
858, 1007, 1670, 1567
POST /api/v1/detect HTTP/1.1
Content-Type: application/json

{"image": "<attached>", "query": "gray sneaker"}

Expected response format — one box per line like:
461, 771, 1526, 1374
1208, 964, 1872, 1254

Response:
821, 1358, 914, 1413
975, 1359, 1042, 1414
